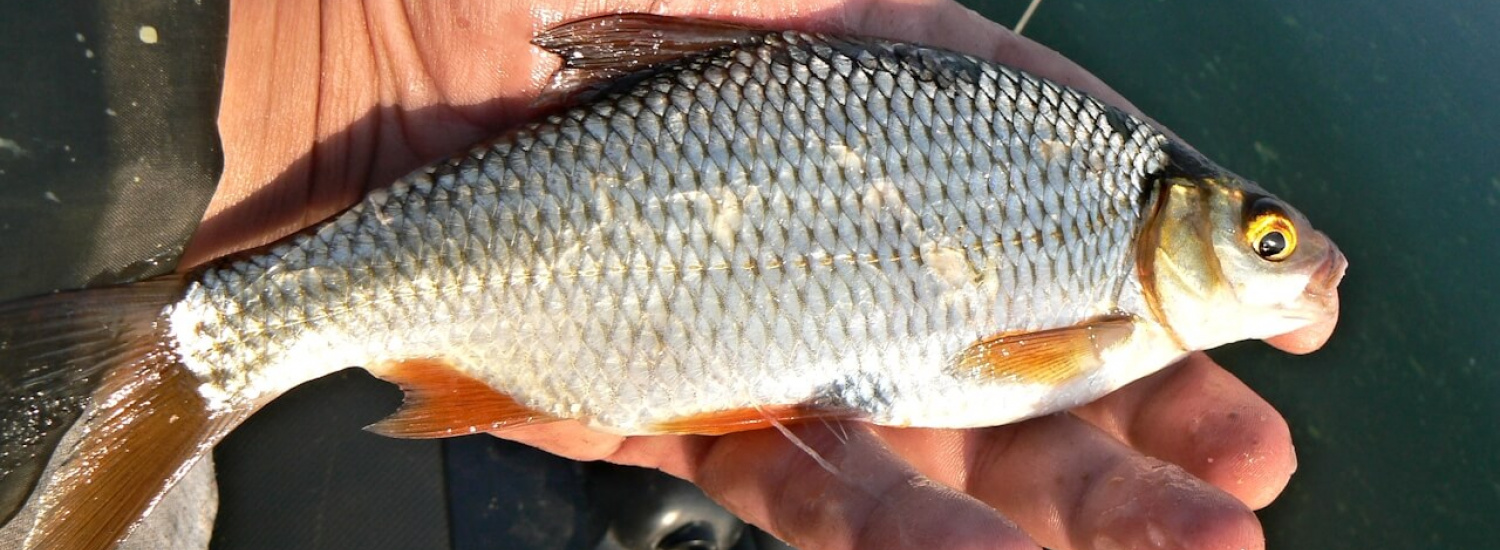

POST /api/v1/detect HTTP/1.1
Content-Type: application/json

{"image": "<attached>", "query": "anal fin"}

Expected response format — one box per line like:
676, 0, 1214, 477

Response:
953, 314, 1136, 385
653, 405, 855, 436
367, 358, 557, 439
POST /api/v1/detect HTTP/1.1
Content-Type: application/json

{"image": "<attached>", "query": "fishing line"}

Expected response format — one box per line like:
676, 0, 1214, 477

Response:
821, 416, 852, 445
760, 411, 915, 527
1014, 0, 1044, 35
757, 406, 842, 477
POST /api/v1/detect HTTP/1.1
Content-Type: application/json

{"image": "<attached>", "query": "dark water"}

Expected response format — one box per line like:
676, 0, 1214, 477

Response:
975, 0, 1500, 547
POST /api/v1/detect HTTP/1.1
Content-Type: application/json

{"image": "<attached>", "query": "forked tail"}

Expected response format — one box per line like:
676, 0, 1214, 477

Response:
0, 277, 250, 550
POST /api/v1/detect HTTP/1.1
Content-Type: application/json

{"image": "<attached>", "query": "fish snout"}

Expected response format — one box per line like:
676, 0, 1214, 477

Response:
1308, 241, 1348, 300
1265, 236, 1345, 354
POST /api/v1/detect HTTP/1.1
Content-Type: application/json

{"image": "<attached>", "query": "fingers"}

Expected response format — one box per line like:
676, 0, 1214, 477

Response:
1071, 354, 1296, 509
497, 421, 1040, 549
1265, 310, 1337, 354
520, 389, 1278, 550
880, 417, 1264, 550
498, 356, 1291, 549
487, 420, 626, 462
612, 426, 1039, 550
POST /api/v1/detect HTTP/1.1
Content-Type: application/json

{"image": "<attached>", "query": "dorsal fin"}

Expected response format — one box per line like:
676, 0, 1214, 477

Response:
531, 14, 768, 108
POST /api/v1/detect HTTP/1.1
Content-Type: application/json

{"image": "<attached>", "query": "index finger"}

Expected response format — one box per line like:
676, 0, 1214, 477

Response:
1070, 354, 1297, 509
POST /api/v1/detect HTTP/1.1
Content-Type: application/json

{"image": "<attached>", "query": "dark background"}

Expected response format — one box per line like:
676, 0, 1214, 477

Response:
1, 0, 1496, 548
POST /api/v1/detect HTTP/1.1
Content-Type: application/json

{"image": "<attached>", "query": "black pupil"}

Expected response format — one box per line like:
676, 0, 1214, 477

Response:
1257, 231, 1288, 258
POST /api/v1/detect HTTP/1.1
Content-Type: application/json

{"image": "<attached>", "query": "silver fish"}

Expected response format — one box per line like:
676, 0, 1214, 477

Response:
0, 14, 1344, 549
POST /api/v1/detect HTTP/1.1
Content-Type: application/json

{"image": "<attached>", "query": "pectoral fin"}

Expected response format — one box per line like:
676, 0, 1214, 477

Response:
367, 358, 558, 439
953, 315, 1136, 385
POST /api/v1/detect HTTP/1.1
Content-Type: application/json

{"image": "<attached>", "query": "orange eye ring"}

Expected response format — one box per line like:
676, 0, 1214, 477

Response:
1245, 199, 1297, 262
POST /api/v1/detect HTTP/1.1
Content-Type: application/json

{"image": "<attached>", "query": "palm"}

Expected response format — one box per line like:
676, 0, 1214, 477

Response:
187, 1, 1308, 548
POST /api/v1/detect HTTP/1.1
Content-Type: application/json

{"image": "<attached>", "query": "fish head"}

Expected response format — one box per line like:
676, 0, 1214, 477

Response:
1139, 170, 1346, 352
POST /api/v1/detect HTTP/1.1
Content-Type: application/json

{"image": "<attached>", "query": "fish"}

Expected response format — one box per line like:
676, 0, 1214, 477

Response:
0, 13, 1345, 550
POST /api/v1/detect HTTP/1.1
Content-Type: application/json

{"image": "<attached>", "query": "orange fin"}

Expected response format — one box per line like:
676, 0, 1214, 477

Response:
0, 276, 253, 550
653, 405, 855, 436
366, 358, 557, 439
953, 314, 1137, 385
31, 356, 245, 550
532, 14, 764, 108
0, 278, 188, 526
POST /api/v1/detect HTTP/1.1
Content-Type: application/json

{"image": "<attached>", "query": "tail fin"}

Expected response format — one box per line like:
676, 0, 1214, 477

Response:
0, 277, 248, 550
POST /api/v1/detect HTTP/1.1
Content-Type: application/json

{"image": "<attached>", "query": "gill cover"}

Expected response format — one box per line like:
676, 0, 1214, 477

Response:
1137, 144, 1344, 351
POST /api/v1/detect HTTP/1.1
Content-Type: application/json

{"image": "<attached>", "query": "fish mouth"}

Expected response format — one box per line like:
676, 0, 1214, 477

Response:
1306, 243, 1348, 302
1264, 239, 1346, 354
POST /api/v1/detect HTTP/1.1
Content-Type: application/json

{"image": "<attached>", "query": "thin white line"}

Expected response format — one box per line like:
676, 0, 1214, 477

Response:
760, 406, 842, 476
1015, 0, 1045, 35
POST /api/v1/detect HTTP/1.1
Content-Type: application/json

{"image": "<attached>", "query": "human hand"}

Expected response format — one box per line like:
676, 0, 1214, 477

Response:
188, 1, 1324, 548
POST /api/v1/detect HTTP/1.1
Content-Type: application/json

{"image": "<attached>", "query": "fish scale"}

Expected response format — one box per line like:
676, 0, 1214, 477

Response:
164, 26, 1168, 430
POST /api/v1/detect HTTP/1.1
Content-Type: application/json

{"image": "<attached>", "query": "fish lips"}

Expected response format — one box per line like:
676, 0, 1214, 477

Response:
1267, 238, 1347, 354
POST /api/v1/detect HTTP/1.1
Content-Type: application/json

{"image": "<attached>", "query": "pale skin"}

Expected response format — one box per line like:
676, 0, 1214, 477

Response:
186, 1, 1338, 549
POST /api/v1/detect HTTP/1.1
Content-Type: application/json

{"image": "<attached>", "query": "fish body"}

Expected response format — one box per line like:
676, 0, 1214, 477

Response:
0, 14, 1345, 549
172, 18, 1172, 432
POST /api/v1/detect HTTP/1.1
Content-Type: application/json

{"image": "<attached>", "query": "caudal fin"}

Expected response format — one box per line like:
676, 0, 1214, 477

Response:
0, 278, 248, 550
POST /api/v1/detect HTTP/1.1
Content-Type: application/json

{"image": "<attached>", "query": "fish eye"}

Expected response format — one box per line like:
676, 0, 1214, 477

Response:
1244, 198, 1297, 262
